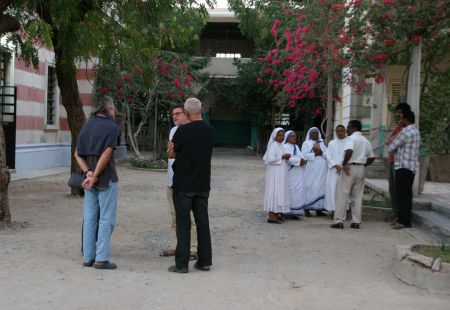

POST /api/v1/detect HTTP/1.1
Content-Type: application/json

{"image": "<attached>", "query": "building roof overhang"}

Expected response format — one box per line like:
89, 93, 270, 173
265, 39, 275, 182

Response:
207, 8, 237, 23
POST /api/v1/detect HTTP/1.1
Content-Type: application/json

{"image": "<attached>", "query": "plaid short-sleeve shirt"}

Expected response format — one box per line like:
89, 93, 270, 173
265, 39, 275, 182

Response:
388, 124, 420, 173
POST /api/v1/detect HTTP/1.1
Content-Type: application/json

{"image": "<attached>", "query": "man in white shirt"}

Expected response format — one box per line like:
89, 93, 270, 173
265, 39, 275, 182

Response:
331, 120, 375, 229
160, 105, 197, 259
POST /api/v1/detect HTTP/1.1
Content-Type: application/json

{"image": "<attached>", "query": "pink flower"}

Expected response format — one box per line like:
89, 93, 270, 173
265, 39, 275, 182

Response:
117, 89, 124, 96
100, 87, 109, 94
314, 107, 322, 116
384, 39, 395, 46
257, 77, 264, 84
331, 4, 344, 10
411, 35, 422, 44
116, 81, 123, 88
353, 0, 361, 6
271, 19, 281, 36
264, 68, 272, 74
375, 75, 384, 84
124, 75, 131, 84
174, 78, 181, 89
382, 0, 394, 5
370, 53, 389, 63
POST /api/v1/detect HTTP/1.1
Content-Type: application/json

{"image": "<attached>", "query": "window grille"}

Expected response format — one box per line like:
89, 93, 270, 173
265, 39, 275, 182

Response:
0, 53, 9, 86
390, 82, 402, 104
46, 66, 57, 125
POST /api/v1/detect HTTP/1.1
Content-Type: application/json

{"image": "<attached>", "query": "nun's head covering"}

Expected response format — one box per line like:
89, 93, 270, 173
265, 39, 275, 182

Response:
263, 127, 284, 163
284, 130, 296, 144
305, 127, 324, 143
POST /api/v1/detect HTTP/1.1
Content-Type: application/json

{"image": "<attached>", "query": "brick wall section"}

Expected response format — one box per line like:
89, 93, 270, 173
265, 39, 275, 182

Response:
13, 54, 96, 144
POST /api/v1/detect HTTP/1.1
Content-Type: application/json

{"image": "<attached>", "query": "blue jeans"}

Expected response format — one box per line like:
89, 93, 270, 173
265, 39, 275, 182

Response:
83, 180, 118, 262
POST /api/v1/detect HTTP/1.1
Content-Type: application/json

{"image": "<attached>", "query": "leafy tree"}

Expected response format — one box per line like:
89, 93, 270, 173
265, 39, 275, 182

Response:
1, 0, 211, 197
95, 51, 209, 156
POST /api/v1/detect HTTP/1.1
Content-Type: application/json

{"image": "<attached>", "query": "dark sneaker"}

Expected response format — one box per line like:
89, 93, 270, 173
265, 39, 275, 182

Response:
330, 222, 344, 229
93, 261, 117, 270
194, 262, 211, 272
350, 223, 360, 229
168, 265, 188, 273
82, 260, 94, 267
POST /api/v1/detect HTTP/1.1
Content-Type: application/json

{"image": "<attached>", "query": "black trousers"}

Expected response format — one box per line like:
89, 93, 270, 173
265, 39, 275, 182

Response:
395, 168, 415, 227
173, 191, 212, 269
388, 163, 397, 215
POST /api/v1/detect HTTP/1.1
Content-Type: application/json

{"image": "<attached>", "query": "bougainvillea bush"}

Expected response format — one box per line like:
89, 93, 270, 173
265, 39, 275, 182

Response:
231, 0, 448, 142
95, 51, 208, 155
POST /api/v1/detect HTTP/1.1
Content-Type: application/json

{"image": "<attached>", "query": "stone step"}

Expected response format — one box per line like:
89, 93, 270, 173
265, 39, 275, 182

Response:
431, 203, 450, 219
412, 210, 450, 244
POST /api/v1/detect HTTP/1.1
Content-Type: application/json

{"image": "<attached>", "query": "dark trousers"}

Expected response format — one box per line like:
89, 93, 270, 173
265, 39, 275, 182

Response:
388, 163, 397, 215
395, 168, 415, 227
173, 191, 212, 269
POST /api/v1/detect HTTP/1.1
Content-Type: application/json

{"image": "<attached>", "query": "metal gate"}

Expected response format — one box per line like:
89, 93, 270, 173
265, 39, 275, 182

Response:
0, 86, 17, 169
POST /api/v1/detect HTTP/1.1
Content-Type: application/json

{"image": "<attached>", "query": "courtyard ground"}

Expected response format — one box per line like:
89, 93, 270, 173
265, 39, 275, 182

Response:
2, 150, 450, 310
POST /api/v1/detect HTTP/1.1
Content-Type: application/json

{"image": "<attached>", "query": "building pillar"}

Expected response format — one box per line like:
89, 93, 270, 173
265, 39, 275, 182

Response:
370, 66, 387, 158
407, 43, 422, 195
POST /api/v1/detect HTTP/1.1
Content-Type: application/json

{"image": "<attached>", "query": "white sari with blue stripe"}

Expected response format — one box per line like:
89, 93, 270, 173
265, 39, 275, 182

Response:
301, 128, 328, 211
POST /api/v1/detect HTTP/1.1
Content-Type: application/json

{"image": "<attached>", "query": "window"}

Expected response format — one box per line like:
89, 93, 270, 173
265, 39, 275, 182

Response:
215, 53, 241, 59
46, 66, 57, 125
0, 52, 9, 86
390, 82, 402, 105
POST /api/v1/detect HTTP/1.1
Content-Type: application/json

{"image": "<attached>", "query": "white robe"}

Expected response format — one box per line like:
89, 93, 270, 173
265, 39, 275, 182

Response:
283, 143, 306, 215
263, 141, 290, 213
324, 137, 348, 211
301, 139, 328, 210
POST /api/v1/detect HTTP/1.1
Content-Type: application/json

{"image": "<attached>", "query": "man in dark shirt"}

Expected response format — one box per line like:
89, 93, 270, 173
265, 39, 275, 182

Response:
74, 95, 120, 270
167, 98, 215, 273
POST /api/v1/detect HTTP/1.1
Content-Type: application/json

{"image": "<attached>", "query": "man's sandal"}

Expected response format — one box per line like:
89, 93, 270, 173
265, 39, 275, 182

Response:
160, 249, 176, 257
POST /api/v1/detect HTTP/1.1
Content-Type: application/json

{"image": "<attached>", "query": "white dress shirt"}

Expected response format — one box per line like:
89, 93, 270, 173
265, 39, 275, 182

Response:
344, 131, 375, 164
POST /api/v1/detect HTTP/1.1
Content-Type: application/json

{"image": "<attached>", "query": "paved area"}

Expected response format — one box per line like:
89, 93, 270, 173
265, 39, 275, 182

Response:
366, 178, 450, 208
1, 153, 449, 309
11, 166, 69, 182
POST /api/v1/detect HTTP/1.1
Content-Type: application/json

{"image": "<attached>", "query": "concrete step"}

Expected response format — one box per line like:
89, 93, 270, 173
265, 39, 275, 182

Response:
431, 203, 450, 219
412, 210, 450, 244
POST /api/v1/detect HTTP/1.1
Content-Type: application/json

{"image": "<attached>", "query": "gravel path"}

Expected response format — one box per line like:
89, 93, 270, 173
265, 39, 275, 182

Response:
1, 152, 449, 309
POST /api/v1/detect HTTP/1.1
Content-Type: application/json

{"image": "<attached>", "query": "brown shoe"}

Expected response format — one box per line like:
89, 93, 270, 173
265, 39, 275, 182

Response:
93, 261, 117, 270
268, 212, 282, 224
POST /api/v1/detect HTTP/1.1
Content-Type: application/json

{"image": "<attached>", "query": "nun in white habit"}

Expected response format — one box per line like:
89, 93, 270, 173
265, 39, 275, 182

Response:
301, 127, 328, 216
324, 125, 348, 212
282, 131, 307, 219
263, 128, 291, 224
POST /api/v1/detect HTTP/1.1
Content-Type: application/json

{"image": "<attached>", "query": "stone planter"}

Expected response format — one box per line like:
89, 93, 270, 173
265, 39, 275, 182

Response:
393, 244, 450, 294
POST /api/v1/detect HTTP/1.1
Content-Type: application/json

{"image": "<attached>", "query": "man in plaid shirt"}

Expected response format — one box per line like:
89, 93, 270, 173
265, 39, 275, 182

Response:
387, 110, 420, 229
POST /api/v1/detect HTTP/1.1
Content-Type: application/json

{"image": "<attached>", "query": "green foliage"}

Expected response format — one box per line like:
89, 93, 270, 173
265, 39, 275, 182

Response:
420, 68, 450, 155
131, 153, 168, 169
207, 58, 273, 126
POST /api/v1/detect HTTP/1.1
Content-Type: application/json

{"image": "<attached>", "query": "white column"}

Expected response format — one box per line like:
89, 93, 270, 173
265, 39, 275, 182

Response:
371, 66, 387, 158
407, 43, 422, 195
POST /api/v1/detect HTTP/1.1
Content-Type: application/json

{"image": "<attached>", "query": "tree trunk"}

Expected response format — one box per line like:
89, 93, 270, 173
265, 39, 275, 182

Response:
54, 49, 87, 196
325, 71, 334, 144
0, 117, 11, 225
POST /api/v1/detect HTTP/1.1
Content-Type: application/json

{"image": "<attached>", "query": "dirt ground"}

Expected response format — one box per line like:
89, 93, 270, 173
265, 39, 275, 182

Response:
1, 150, 450, 310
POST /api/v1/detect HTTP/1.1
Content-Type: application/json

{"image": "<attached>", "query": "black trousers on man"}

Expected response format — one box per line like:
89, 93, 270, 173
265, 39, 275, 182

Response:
173, 191, 212, 269
388, 163, 397, 215
395, 168, 415, 227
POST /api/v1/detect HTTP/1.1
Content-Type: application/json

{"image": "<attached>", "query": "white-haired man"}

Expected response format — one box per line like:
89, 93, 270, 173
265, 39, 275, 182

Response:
160, 104, 198, 260
167, 98, 215, 273
74, 95, 120, 270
